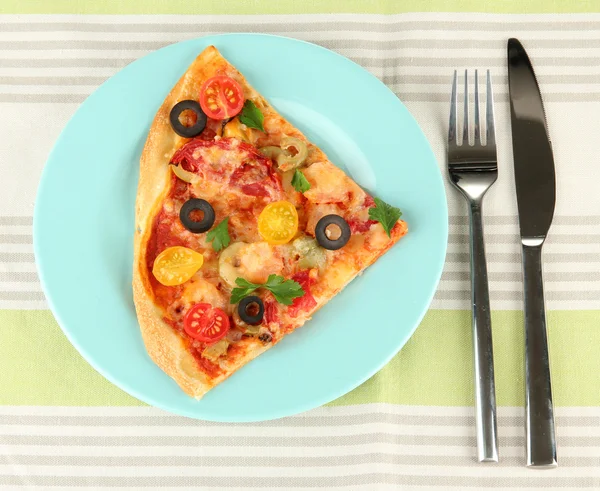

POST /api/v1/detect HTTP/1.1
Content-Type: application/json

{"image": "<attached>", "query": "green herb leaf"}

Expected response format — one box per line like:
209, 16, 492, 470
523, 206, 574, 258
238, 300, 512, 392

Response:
239, 100, 265, 132
206, 217, 230, 252
291, 169, 311, 193
235, 277, 258, 289
264, 274, 305, 305
230, 277, 262, 305
368, 197, 402, 238
263, 275, 285, 288
230, 274, 304, 306
230, 289, 252, 305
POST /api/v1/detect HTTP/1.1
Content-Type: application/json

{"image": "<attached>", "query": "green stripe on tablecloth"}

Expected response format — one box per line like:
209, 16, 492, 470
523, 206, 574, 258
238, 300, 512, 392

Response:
1, 0, 599, 14
0, 309, 598, 407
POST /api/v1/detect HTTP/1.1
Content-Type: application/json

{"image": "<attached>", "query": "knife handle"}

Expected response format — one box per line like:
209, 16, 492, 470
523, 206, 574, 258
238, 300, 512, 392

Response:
522, 240, 557, 468
469, 201, 498, 463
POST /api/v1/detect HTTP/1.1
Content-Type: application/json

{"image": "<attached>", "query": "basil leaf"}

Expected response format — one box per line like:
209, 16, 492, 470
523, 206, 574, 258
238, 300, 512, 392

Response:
206, 217, 231, 252
230, 286, 256, 305
291, 169, 311, 193
368, 197, 402, 238
235, 277, 259, 289
230, 277, 260, 304
262, 275, 282, 287
267, 279, 304, 306
239, 100, 265, 132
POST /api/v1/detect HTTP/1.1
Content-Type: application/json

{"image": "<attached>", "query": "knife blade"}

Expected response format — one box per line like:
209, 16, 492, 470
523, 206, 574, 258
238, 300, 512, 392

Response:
508, 37, 558, 468
508, 39, 556, 238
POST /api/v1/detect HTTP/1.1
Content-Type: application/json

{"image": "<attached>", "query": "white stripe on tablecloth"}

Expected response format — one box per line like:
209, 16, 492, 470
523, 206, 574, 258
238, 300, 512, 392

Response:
1, 12, 599, 311
0, 405, 600, 488
1, 464, 600, 479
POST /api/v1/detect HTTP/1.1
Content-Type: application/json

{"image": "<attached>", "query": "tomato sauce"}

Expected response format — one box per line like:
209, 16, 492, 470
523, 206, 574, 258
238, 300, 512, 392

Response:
348, 194, 377, 233
145, 202, 187, 309
190, 348, 222, 378
227, 341, 246, 360
287, 270, 317, 318
162, 316, 182, 331
265, 301, 279, 324
348, 217, 377, 234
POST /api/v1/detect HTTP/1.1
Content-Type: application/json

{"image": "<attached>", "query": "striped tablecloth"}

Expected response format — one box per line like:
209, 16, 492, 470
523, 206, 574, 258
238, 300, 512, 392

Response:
1, 2, 600, 489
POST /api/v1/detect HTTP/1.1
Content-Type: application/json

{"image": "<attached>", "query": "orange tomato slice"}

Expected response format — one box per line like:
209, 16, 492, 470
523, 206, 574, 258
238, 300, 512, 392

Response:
152, 246, 204, 286
258, 200, 299, 245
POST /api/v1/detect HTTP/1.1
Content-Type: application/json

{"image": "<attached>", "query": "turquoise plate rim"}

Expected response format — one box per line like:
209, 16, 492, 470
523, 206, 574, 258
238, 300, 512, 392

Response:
34, 33, 448, 422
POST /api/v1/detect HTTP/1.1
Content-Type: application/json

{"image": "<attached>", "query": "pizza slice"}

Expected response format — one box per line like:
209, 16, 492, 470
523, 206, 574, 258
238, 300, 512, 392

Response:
133, 46, 408, 399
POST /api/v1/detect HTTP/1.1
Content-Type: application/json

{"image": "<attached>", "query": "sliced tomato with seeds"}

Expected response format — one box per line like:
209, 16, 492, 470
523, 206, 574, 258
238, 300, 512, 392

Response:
199, 76, 244, 120
183, 303, 230, 343
258, 200, 299, 245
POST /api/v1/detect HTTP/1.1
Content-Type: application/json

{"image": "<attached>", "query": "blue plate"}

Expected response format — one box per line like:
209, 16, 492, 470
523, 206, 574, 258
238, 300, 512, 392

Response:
34, 34, 447, 422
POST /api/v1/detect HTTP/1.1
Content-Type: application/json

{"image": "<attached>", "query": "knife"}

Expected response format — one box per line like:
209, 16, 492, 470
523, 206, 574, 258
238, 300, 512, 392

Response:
507, 38, 558, 468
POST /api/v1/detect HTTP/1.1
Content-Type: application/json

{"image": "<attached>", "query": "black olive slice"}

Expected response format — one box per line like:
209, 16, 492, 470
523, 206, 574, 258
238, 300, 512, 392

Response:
169, 100, 207, 138
315, 215, 351, 250
238, 296, 264, 326
179, 199, 215, 233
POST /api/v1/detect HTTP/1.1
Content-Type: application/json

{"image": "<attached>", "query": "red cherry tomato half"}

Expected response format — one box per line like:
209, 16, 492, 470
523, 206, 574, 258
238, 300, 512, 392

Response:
183, 303, 230, 343
199, 76, 244, 120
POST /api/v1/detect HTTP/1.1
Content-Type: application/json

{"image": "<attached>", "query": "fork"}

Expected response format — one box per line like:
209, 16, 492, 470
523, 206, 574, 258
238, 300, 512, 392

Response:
447, 70, 499, 463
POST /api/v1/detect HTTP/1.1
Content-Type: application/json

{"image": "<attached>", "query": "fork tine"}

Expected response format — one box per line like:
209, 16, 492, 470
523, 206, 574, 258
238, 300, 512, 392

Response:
463, 69, 469, 146
448, 70, 457, 146
486, 70, 496, 146
474, 70, 481, 145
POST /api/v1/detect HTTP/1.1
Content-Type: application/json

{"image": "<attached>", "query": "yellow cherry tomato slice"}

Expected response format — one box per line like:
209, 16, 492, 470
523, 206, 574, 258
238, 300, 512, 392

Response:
152, 246, 204, 286
258, 200, 299, 245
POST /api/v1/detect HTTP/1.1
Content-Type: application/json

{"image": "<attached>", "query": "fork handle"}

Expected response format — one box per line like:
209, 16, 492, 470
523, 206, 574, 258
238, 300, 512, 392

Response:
468, 201, 498, 463
522, 240, 557, 468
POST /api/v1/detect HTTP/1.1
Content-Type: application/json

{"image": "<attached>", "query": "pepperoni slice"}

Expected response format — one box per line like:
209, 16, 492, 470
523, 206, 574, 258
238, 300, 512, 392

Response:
170, 138, 282, 199
229, 161, 282, 199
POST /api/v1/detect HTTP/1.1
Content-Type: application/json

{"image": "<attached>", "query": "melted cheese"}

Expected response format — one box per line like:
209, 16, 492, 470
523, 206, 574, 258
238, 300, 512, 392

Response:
367, 223, 392, 250
303, 161, 363, 206
321, 259, 357, 293
219, 241, 283, 286
181, 278, 226, 310
237, 242, 283, 284
223, 119, 251, 143
305, 203, 344, 236
190, 178, 223, 202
